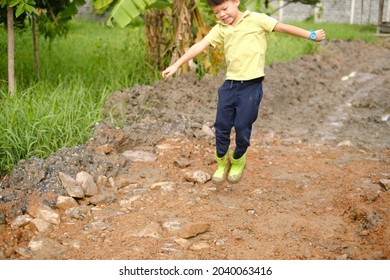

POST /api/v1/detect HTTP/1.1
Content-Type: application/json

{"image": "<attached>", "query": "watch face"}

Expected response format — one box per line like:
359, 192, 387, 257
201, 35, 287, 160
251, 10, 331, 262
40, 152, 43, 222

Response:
310, 32, 316, 40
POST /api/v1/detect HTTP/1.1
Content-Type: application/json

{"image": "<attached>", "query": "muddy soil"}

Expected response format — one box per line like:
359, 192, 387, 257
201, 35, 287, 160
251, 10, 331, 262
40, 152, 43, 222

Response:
0, 40, 389, 260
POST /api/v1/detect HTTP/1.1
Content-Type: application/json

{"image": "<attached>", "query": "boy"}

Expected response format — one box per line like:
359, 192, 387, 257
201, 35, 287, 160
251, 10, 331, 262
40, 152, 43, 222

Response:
162, 0, 326, 184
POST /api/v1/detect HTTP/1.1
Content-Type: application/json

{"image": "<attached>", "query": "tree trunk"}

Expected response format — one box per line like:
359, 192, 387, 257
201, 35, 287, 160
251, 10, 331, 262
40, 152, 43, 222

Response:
145, 9, 166, 69
378, 0, 384, 33
169, 0, 192, 74
32, 15, 40, 76
7, 6, 15, 95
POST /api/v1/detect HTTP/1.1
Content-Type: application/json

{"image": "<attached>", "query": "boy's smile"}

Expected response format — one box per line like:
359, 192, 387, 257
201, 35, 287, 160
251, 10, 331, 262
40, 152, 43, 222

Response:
211, 0, 242, 26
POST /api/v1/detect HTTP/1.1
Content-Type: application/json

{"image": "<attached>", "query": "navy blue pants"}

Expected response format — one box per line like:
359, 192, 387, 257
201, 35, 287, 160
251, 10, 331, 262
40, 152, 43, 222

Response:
214, 77, 264, 159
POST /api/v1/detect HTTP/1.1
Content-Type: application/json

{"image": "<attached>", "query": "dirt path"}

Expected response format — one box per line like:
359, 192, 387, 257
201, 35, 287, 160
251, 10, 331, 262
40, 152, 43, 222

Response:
0, 40, 389, 260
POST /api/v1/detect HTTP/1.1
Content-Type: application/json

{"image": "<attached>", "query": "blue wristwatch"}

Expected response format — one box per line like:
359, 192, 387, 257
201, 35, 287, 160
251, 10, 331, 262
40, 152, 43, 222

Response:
309, 30, 316, 41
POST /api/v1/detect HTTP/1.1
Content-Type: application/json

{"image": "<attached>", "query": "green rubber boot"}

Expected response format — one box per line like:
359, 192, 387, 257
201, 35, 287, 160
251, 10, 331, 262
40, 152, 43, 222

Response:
212, 152, 231, 185
227, 151, 247, 184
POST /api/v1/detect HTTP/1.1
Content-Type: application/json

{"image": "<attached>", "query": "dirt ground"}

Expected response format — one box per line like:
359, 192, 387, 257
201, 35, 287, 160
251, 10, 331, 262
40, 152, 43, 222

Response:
0, 39, 389, 260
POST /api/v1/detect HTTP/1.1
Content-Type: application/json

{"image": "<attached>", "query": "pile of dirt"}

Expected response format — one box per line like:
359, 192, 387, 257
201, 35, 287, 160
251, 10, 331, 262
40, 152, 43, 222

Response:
0, 40, 389, 260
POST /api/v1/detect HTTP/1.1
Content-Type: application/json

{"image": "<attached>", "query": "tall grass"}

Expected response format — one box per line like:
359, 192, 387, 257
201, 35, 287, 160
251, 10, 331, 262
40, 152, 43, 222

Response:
0, 19, 380, 175
0, 81, 107, 173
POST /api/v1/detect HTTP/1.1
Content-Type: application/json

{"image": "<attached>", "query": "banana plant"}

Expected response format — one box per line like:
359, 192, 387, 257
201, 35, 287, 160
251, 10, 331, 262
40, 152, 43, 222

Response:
93, 0, 272, 28
93, 0, 170, 27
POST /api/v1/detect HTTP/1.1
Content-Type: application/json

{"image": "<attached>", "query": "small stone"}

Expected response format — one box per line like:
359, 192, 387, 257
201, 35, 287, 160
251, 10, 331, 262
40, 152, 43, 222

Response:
189, 242, 210, 251
76, 171, 99, 196
27, 202, 60, 225
122, 150, 157, 162
56, 196, 79, 211
179, 222, 210, 239
337, 140, 353, 147
135, 222, 162, 239
29, 218, 51, 233
184, 170, 211, 184
59, 172, 84, 198
62, 239, 81, 249
151, 182, 176, 191
202, 124, 215, 137
11, 214, 33, 229
174, 158, 192, 168
378, 179, 390, 191
28, 236, 67, 260
174, 238, 191, 249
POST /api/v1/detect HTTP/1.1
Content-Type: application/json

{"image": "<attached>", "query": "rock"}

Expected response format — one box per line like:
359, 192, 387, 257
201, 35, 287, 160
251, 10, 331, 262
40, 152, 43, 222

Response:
61, 239, 81, 249
162, 220, 183, 231
151, 181, 176, 191
27, 202, 60, 225
174, 238, 191, 249
378, 179, 390, 191
111, 175, 135, 190
337, 140, 353, 147
76, 171, 99, 196
189, 242, 210, 251
179, 222, 210, 239
29, 218, 51, 233
65, 205, 91, 220
184, 170, 211, 184
156, 143, 181, 150
83, 221, 111, 233
174, 157, 192, 168
88, 187, 116, 205
119, 196, 141, 209
56, 196, 79, 211
91, 207, 123, 221
59, 172, 85, 198
28, 236, 67, 260
97, 175, 108, 189
11, 214, 33, 229
202, 124, 215, 137
122, 150, 157, 162
134, 222, 162, 239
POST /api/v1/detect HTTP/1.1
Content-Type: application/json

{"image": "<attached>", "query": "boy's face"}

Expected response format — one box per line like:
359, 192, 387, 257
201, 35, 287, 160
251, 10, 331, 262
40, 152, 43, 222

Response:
211, 0, 241, 26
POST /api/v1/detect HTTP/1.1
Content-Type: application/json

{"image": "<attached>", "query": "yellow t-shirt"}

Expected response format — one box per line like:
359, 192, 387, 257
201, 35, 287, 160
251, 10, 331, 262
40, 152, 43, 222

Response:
205, 10, 278, 81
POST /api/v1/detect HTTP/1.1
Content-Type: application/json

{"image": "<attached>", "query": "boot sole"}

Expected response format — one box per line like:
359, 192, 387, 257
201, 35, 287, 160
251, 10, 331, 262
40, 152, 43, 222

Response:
212, 178, 226, 185
227, 177, 242, 184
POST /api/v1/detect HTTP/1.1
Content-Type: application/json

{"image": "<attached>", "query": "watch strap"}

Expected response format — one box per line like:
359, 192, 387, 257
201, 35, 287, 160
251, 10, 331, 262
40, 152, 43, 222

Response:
309, 29, 316, 41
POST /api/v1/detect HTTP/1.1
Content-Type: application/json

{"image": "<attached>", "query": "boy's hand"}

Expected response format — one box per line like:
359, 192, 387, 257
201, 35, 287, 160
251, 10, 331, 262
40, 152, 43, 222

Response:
315, 29, 326, 42
162, 65, 179, 79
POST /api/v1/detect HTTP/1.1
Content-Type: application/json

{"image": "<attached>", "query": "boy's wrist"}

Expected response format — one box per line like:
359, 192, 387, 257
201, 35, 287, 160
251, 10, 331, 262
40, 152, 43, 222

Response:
309, 30, 317, 41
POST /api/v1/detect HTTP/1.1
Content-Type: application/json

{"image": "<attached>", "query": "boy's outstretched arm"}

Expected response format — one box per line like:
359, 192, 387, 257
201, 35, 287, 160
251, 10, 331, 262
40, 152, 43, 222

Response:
162, 38, 210, 79
273, 22, 326, 42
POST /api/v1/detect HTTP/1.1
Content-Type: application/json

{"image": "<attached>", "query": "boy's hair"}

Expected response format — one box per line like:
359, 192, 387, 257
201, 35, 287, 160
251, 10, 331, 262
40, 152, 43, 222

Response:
207, 0, 228, 7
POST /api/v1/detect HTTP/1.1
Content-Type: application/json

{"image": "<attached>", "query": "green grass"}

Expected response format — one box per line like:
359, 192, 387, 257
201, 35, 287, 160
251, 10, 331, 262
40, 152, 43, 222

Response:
0, 81, 106, 172
0, 20, 380, 175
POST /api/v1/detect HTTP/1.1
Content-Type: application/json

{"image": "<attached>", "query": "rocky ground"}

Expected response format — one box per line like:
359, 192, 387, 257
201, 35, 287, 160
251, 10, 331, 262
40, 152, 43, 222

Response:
0, 39, 389, 260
